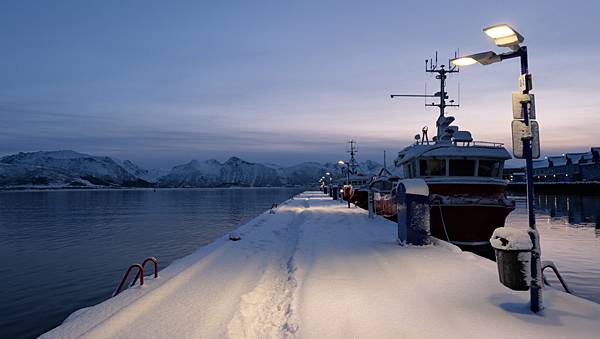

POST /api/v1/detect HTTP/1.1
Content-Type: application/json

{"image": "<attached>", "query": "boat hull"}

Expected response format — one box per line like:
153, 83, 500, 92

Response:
373, 181, 514, 245
427, 182, 515, 245
429, 203, 514, 245
350, 189, 369, 210
373, 192, 398, 220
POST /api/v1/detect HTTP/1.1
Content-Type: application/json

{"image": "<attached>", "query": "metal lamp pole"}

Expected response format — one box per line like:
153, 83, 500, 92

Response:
452, 24, 542, 312
503, 46, 542, 312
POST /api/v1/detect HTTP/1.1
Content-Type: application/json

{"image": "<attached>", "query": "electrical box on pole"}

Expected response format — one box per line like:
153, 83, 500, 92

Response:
512, 92, 536, 119
519, 73, 533, 92
511, 120, 540, 159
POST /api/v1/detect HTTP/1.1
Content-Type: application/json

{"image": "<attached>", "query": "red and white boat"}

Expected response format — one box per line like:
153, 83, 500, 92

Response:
390, 59, 515, 247
369, 171, 400, 220
342, 174, 370, 209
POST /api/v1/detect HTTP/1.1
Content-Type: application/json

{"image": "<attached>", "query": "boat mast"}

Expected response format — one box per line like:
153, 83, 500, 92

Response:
391, 52, 460, 140
347, 140, 358, 175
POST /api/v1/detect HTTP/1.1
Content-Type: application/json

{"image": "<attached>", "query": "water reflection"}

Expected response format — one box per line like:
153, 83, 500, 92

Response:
535, 194, 600, 230
506, 194, 600, 305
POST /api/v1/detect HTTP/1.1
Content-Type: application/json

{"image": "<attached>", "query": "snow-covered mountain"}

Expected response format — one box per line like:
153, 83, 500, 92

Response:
0, 150, 383, 189
158, 157, 282, 188
159, 158, 383, 188
0, 151, 151, 188
119, 160, 168, 182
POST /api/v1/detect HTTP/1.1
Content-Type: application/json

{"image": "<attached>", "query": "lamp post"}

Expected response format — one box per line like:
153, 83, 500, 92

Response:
338, 160, 351, 208
451, 24, 542, 312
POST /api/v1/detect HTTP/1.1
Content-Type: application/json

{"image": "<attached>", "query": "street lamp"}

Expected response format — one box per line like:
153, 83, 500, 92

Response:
338, 160, 351, 208
451, 23, 543, 313
483, 24, 524, 50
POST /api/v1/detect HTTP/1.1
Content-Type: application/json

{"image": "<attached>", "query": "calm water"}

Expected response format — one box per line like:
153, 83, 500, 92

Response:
0, 188, 303, 339
0, 190, 599, 338
507, 194, 600, 304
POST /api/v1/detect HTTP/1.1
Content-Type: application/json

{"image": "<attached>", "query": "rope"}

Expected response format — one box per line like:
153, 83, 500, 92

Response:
436, 203, 451, 242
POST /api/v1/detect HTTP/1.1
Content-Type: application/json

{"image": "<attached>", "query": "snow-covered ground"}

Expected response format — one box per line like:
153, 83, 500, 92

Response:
42, 192, 600, 338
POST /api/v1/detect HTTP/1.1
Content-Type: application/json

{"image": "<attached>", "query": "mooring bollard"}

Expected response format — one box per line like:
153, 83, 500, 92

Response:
396, 179, 430, 245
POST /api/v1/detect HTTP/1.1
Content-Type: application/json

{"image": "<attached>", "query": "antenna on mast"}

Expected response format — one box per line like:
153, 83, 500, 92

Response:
390, 51, 461, 139
347, 140, 358, 175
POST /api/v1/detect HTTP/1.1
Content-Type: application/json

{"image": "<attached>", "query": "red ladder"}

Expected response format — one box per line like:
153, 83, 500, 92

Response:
113, 257, 159, 297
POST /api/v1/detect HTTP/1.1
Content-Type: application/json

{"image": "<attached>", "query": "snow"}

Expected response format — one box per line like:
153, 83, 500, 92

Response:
491, 227, 533, 251
399, 178, 429, 196
41, 192, 600, 338
395, 143, 511, 166
0, 150, 148, 188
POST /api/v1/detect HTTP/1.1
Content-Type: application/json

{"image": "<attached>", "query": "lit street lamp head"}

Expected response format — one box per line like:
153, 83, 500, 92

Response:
483, 24, 524, 50
451, 51, 501, 66
338, 160, 346, 166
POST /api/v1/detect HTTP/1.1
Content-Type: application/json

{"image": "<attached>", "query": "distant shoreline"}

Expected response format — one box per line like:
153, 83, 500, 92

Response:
0, 186, 315, 192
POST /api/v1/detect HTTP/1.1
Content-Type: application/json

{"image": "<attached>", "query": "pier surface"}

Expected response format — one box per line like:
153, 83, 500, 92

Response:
43, 191, 600, 338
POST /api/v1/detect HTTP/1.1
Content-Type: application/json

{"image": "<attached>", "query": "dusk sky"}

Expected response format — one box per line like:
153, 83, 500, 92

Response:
1, 0, 599, 168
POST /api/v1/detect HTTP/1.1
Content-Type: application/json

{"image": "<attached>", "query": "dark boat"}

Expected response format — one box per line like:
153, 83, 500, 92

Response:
345, 175, 370, 209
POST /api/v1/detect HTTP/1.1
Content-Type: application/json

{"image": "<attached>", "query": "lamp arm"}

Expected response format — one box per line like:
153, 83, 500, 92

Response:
498, 46, 527, 63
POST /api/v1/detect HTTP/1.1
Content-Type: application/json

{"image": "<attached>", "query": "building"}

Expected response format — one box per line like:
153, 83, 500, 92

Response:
531, 148, 600, 182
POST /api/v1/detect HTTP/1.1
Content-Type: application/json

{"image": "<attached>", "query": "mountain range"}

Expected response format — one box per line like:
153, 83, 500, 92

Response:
0, 150, 383, 189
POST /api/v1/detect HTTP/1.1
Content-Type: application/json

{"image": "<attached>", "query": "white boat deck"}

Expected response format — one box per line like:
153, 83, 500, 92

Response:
42, 191, 600, 338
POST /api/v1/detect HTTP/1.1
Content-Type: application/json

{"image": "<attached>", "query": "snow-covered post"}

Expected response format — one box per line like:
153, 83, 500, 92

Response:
368, 190, 374, 218
397, 179, 430, 246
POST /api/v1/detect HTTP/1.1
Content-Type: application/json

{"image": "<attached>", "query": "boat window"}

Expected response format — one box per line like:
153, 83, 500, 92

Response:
478, 160, 501, 177
449, 159, 475, 176
419, 159, 446, 176
382, 181, 393, 191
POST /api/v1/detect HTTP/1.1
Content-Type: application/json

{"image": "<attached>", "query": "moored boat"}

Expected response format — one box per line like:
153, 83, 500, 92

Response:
369, 172, 400, 220
391, 57, 515, 246
338, 140, 373, 209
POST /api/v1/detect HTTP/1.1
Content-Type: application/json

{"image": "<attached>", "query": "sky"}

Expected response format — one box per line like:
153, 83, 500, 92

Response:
1, 0, 599, 168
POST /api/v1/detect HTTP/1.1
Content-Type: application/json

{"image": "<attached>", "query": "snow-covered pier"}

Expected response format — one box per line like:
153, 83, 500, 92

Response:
43, 192, 600, 338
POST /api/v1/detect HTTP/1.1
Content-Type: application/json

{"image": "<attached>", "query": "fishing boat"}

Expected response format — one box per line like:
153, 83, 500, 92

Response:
369, 171, 400, 220
369, 151, 400, 219
343, 174, 370, 209
340, 140, 370, 209
390, 55, 515, 246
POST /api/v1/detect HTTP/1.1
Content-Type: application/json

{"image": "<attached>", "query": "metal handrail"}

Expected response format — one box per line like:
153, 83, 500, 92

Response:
542, 260, 572, 294
114, 264, 144, 297
131, 257, 159, 287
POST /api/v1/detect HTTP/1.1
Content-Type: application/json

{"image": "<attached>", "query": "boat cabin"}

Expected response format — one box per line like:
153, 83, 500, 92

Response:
395, 143, 511, 181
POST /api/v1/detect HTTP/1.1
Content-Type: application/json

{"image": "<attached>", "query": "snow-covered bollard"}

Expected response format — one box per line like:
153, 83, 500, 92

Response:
229, 232, 241, 241
490, 227, 533, 291
396, 179, 430, 246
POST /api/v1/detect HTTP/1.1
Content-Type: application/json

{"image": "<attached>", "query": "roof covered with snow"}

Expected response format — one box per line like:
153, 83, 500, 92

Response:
395, 143, 511, 165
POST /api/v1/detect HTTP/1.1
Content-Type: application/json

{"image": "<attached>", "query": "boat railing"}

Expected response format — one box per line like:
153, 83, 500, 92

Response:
418, 140, 504, 148
451, 140, 504, 148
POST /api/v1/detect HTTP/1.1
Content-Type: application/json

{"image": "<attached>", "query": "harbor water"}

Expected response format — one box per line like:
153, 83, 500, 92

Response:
0, 188, 303, 339
0, 189, 598, 338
